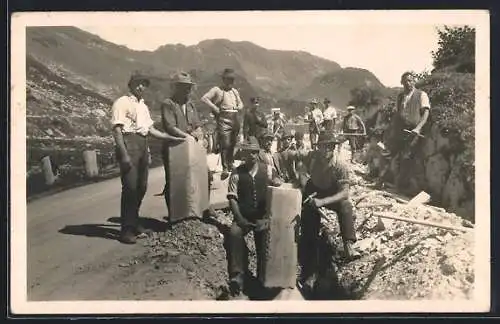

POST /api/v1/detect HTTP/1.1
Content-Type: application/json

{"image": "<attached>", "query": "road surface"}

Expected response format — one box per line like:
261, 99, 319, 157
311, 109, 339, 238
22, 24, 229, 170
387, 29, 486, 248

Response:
27, 154, 303, 301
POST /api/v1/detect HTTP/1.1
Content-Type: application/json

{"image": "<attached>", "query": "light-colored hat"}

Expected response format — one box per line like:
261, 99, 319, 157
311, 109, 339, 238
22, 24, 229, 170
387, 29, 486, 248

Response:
346, 105, 356, 110
310, 98, 319, 104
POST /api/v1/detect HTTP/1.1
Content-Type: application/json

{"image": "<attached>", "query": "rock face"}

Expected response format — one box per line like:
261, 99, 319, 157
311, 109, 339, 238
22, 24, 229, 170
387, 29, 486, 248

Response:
363, 73, 475, 221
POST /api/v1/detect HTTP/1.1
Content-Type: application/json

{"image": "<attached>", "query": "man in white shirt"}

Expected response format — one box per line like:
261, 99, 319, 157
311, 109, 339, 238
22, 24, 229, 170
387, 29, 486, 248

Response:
201, 68, 244, 180
322, 98, 338, 131
111, 74, 185, 244
308, 99, 323, 150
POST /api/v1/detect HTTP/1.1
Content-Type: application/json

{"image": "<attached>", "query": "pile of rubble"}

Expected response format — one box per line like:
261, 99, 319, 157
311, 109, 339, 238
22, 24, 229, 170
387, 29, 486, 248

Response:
315, 162, 475, 300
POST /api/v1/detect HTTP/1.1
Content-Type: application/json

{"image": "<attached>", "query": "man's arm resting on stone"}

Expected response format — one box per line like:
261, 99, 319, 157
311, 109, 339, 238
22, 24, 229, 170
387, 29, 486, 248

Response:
316, 183, 350, 207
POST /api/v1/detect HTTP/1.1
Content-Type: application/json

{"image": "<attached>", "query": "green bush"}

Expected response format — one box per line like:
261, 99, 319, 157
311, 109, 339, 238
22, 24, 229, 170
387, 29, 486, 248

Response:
417, 72, 475, 187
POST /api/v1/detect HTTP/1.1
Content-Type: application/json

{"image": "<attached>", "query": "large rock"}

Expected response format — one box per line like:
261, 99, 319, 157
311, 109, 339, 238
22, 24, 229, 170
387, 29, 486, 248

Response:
425, 153, 450, 199
442, 159, 467, 214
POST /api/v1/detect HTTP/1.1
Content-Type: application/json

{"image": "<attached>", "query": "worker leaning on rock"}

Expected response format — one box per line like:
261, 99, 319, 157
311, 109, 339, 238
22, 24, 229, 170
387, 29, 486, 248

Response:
293, 131, 361, 286
201, 68, 244, 180
111, 74, 185, 244
159, 71, 216, 221
226, 136, 283, 299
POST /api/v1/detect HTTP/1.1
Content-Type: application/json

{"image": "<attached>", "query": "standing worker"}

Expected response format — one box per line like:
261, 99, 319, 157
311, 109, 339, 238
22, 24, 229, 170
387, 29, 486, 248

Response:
341, 106, 366, 163
243, 97, 268, 146
201, 68, 244, 180
322, 98, 338, 131
159, 71, 216, 221
385, 71, 431, 189
226, 136, 282, 299
111, 74, 185, 244
308, 99, 323, 150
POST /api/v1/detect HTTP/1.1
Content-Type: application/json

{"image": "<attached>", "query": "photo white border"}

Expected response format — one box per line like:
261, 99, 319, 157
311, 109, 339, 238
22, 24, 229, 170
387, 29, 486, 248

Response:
10, 10, 491, 314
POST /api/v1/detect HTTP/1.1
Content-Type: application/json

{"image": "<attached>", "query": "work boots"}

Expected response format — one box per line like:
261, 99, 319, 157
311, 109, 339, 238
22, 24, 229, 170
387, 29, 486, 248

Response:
119, 227, 137, 244
343, 239, 361, 261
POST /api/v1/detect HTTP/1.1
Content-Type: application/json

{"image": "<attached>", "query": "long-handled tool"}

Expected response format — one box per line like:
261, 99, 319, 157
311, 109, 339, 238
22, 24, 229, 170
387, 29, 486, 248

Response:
373, 212, 473, 233
403, 129, 425, 138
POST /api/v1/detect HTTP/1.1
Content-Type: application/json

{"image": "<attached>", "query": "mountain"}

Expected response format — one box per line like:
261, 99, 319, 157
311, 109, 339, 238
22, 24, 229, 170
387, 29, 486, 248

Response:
26, 26, 386, 114
298, 67, 387, 109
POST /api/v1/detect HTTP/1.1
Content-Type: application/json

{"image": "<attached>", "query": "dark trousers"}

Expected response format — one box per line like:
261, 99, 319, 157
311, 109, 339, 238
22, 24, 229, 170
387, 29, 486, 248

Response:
217, 112, 240, 171
344, 129, 360, 153
116, 134, 149, 231
299, 180, 356, 278
228, 220, 266, 284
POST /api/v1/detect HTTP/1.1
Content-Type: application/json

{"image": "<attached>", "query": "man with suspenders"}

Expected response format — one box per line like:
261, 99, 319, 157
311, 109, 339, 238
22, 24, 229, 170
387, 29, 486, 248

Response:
201, 68, 244, 180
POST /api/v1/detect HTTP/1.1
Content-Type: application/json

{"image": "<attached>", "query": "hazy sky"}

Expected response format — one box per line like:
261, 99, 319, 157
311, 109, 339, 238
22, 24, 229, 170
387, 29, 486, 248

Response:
60, 11, 478, 87
80, 24, 439, 87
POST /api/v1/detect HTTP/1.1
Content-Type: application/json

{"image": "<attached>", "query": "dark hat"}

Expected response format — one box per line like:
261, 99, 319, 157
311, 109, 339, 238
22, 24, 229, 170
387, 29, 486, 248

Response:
171, 71, 195, 85
239, 136, 261, 152
222, 68, 236, 79
317, 131, 343, 145
128, 74, 150, 89
282, 128, 294, 139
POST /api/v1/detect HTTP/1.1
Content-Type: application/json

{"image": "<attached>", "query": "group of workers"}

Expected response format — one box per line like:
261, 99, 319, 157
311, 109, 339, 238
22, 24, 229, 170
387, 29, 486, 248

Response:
111, 68, 431, 299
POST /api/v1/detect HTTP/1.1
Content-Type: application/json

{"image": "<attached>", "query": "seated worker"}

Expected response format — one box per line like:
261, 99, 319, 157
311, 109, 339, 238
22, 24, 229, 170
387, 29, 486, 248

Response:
258, 131, 278, 172
295, 131, 361, 288
226, 136, 283, 299
273, 128, 298, 184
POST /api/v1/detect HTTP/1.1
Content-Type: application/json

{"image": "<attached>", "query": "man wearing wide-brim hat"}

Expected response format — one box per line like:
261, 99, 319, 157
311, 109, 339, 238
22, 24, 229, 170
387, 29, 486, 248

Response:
201, 68, 244, 180
226, 136, 282, 299
159, 71, 216, 220
111, 73, 185, 244
292, 130, 360, 287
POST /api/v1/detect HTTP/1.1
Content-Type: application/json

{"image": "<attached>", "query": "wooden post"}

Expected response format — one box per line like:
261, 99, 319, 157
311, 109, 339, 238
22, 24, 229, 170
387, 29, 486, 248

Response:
168, 136, 209, 221
260, 184, 302, 288
373, 212, 473, 233
83, 150, 99, 178
41, 156, 56, 186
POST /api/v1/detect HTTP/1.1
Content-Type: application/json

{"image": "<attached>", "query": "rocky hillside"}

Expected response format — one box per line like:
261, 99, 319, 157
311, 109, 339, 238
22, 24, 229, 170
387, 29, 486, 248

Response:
364, 72, 475, 220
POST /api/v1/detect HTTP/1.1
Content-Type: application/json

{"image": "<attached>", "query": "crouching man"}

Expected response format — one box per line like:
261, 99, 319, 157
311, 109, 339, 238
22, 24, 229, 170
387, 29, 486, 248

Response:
226, 136, 282, 299
295, 131, 361, 286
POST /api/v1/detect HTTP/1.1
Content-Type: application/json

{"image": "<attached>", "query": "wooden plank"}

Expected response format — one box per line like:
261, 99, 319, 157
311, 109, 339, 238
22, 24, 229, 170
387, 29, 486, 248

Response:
260, 185, 302, 288
168, 137, 209, 221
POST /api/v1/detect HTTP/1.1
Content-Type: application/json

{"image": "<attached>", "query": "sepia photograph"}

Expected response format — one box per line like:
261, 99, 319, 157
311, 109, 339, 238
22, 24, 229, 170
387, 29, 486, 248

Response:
10, 10, 490, 314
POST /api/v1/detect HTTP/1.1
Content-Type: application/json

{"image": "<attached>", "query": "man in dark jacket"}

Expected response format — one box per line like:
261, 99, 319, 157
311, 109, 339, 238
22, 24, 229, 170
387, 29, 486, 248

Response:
226, 136, 282, 299
159, 71, 216, 220
243, 97, 268, 145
